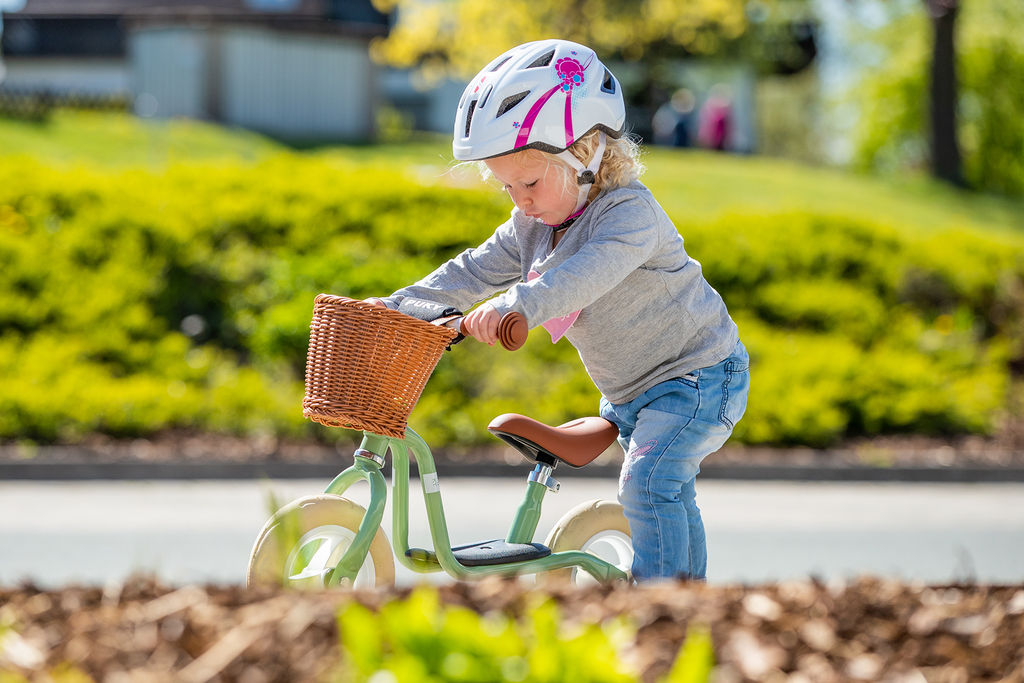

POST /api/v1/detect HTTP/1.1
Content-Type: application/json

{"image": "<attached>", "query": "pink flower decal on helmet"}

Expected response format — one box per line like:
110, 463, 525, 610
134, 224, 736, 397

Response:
511, 52, 595, 148
556, 57, 586, 93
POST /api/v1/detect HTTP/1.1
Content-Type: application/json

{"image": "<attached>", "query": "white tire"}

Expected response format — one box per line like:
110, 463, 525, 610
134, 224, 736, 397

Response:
543, 499, 633, 586
247, 495, 395, 589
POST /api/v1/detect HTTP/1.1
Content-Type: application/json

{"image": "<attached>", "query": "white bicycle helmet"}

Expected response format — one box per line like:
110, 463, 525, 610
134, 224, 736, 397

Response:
453, 40, 627, 213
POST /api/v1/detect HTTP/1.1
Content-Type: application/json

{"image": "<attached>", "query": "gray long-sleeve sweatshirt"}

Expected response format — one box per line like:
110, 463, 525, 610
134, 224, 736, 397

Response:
389, 180, 739, 405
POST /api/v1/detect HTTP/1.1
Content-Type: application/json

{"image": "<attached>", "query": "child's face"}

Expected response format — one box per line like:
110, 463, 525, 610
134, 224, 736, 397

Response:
485, 153, 577, 227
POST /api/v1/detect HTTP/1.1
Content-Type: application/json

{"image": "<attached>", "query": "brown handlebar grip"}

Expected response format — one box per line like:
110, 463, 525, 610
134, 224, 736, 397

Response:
457, 311, 528, 350
496, 312, 528, 351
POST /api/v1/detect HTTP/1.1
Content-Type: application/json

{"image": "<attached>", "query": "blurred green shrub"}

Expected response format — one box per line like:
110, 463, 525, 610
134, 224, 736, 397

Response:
854, 0, 1024, 196
685, 213, 1023, 445
1, 156, 1021, 447
0, 155, 503, 442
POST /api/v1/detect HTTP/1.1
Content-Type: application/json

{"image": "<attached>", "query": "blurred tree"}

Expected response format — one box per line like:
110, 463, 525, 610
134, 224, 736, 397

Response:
369, 0, 817, 139
924, 0, 962, 186
369, 0, 750, 81
854, 0, 1024, 195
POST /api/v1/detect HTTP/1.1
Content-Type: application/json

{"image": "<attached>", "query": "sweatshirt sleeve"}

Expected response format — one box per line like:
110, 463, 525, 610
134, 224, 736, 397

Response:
388, 218, 523, 312
490, 194, 662, 326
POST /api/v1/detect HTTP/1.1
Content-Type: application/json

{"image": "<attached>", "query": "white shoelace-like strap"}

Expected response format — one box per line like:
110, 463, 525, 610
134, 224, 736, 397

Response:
557, 131, 607, 214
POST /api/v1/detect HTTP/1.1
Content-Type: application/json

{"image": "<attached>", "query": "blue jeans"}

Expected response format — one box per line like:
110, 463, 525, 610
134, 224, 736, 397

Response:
599, 340, 750, 581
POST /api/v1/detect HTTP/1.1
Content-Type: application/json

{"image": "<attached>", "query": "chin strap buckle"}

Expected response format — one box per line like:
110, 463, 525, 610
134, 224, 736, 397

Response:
557, 131, 607, 213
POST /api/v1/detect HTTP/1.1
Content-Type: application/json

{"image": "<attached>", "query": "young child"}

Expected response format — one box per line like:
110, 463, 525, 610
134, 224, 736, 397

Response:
377, 39, 749, 582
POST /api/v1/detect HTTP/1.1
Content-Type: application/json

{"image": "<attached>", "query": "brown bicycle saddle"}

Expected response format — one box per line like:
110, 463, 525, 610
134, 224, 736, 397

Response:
487, 413, 620, 468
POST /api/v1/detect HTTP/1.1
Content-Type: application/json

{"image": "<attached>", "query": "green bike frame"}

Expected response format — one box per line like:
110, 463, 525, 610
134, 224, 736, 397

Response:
319, 429, 628, 586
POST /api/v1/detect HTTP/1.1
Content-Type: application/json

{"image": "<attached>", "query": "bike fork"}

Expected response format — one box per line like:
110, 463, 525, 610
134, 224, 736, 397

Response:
321, 434, 390, 587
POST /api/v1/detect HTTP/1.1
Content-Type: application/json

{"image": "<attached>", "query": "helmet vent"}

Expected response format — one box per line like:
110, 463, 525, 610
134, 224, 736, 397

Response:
490, 55, 513, 72
479, 85, 493, 108
496, 91, 530, 118
464, 99, 478, 138
526, 49, 555, 69
601, 69, 616, 94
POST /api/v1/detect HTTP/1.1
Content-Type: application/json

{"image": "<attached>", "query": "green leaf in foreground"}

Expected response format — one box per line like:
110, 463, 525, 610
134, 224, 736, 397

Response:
337, 587, 638, 683
661, 624, 715, 683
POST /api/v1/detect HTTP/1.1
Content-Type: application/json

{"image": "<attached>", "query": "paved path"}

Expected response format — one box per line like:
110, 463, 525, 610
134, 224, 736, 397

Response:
2, 478, 1022, 587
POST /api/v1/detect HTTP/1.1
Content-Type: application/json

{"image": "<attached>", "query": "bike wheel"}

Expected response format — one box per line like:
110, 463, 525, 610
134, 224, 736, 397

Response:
543, 499, 633, 586
247, 494, 395, 589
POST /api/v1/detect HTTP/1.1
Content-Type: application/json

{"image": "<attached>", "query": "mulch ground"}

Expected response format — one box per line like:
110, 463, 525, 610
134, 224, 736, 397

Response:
2, 576, 1023, 683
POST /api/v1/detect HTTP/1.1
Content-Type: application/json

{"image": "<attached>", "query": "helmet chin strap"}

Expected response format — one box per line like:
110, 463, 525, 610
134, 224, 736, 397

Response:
557, 131, 607, 215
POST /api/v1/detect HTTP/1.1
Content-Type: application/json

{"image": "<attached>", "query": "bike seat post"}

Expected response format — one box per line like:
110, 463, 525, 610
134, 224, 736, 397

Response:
506, 460, 560, 545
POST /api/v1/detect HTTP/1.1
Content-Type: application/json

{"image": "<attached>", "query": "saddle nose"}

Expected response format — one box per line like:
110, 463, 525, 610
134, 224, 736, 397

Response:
487, 413, 620, 468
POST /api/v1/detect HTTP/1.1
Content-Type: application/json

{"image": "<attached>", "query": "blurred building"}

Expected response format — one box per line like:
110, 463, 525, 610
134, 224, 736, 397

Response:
0, 0, 389, 141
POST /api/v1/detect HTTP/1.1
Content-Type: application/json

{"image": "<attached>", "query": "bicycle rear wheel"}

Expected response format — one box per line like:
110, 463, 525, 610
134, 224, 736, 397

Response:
543, 499, 633, 586
247, 494, 395, 589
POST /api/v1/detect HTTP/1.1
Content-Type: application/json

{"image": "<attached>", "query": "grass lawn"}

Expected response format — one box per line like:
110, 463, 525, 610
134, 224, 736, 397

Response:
0, 110, 285, 167
640, 148, 1024, 237
2, 109, 1022, 237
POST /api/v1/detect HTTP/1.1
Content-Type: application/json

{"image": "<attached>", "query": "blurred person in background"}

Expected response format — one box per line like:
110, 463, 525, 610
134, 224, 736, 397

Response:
697, 84, 733, 151
653, 88, 696, 148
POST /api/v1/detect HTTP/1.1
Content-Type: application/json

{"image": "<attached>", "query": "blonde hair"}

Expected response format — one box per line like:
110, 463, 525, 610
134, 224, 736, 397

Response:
563, 129, 645, 199
476, 129, 645, 202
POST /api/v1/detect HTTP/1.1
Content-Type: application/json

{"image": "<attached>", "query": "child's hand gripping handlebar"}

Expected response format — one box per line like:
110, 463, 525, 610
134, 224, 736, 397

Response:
367, 297, 528, 351
450, 311, 528, 351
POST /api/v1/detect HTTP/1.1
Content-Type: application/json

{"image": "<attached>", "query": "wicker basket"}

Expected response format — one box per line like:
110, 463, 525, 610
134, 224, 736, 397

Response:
302, 294, 459, 438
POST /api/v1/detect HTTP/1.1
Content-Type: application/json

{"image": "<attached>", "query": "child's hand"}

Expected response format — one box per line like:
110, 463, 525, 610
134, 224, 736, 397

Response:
462, 303, 501, 346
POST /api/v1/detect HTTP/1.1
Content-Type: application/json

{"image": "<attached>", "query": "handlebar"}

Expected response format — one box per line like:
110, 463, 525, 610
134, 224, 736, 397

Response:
365, 297, 528, 351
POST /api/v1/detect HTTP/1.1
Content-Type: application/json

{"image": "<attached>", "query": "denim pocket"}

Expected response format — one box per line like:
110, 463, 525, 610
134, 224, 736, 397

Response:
719, 360, 750, 429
